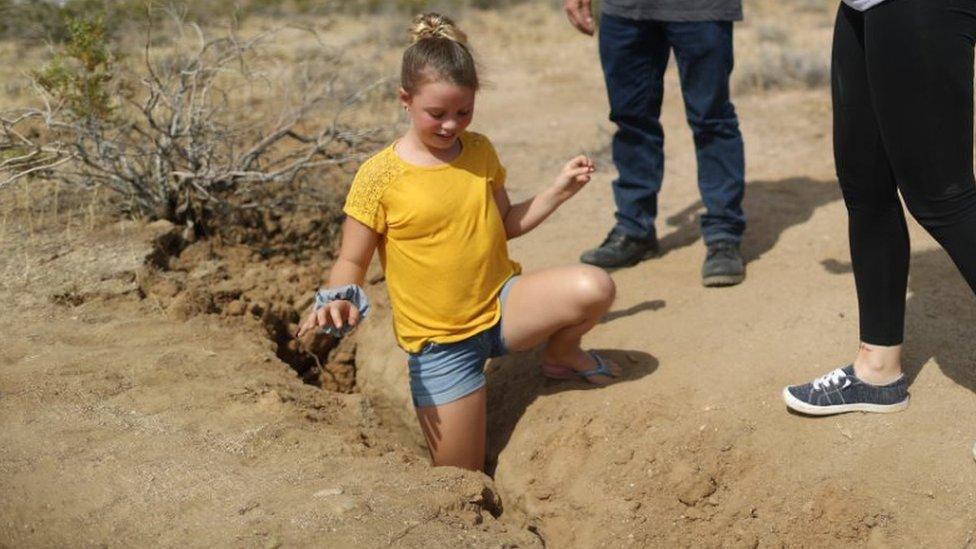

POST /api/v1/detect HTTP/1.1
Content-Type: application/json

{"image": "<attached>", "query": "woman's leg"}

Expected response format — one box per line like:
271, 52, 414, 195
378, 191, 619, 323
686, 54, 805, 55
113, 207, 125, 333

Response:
832, 3, 910, 383
866, 0, 976, 295
415, 387, 486, 471
781, 4, 913, 416
501, 265, 620, 383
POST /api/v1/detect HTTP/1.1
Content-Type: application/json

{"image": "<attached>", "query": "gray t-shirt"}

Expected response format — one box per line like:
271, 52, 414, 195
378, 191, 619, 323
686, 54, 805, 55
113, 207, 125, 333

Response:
601, 0, 743, 22
842, 0, 888, 10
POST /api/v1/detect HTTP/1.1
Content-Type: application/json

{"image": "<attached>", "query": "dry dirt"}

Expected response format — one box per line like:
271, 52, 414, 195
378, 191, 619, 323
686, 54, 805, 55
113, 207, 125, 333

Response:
3, 3, 976, 548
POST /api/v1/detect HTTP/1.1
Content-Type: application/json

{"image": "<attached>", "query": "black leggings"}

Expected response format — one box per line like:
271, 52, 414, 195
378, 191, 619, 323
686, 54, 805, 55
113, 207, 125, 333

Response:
832, 0, 976, 345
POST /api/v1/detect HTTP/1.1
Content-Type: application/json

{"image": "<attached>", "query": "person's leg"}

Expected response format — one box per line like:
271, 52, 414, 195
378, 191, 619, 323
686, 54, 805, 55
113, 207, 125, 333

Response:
666, 21, 746, 246
866, 0, 976, 296
781, 4, 911, 415
415, 387, 486, 471
408, 333, 494, 470
500, 265, 620, 384
831, 4, 911, 383
598, 14, 671, 242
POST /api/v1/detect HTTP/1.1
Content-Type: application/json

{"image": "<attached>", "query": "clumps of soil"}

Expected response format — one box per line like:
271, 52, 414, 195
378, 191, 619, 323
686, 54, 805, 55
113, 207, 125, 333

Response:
208, 193, 346, 263
139, 212, 357, 393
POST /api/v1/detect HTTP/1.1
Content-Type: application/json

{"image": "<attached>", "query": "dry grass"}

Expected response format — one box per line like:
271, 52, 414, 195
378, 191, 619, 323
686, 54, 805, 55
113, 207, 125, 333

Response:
735, 0, 834, 93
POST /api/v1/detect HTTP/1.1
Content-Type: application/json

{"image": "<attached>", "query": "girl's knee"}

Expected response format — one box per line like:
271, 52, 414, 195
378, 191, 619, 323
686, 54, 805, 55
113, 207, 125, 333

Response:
573, 265, 616, 309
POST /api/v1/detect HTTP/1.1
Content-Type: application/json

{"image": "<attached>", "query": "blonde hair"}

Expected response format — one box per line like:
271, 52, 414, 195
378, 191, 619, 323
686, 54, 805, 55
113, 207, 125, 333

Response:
401, 13, 478, 94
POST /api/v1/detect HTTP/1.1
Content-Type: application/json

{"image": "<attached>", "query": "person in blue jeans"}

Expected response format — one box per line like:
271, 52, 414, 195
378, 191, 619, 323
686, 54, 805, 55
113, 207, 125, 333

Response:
565, 0, 746, 286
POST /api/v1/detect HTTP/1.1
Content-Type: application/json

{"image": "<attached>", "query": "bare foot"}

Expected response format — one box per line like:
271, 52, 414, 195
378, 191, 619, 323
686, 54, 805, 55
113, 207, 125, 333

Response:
541, 348, 621, 385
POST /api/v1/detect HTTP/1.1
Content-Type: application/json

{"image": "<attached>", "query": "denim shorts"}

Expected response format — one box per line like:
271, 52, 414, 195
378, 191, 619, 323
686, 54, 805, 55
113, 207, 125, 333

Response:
407, 275, 518, 408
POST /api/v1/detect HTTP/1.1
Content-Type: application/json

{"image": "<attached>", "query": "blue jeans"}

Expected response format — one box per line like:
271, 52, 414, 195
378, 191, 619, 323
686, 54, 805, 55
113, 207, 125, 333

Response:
599, 14, 746, 244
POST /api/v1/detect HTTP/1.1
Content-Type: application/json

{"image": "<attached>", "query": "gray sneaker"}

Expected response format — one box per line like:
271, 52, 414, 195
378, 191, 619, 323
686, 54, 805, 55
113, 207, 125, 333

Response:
702, 240, 745, 287
782, 365, 910, 416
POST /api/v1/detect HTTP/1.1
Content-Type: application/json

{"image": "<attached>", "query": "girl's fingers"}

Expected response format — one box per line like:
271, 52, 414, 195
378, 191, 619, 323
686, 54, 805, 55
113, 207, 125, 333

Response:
296, 313, 315, 338
329, 305, 344, 330
317, 307, 331, 328
567, 166, 593, 179
566, 158, 594, 172
295, 300, 362, 338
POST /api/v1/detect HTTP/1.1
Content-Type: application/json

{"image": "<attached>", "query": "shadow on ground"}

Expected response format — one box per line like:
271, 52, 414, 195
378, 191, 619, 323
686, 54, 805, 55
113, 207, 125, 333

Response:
483, 348, 658, 476
653, 177, 841, 262
601, 299, 666, 324
819, 249, 976, 394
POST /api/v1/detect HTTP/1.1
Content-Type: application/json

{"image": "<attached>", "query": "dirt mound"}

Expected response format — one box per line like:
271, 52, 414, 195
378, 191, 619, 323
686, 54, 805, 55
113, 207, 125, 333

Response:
0, 218, 540, 548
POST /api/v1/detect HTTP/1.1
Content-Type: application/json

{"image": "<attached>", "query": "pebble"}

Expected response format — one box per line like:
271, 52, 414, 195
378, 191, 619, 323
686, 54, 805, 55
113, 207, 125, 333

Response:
323, 495, 358, 515
314, 487, 344, 497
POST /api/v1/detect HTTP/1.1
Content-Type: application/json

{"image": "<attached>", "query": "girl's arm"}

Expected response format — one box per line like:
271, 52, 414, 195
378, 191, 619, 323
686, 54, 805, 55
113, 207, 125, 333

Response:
495, 155, 595, 239
295, 217, 379, 337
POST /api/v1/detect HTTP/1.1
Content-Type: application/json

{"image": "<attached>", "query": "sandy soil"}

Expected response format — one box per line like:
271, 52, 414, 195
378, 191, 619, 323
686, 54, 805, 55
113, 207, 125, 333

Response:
3, 3, 976, 548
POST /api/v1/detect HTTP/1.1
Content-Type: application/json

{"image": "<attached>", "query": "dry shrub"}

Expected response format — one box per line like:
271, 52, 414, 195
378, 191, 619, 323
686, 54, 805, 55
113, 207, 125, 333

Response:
734, 47, 829, 93
1, 10, 385, 243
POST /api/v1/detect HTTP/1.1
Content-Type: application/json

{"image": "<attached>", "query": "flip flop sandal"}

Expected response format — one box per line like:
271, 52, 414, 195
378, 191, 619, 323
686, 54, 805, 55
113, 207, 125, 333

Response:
541, 351, 618, 382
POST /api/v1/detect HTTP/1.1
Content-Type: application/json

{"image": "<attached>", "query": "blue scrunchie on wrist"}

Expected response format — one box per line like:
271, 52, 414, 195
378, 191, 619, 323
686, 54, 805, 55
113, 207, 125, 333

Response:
313, 284, 370, 337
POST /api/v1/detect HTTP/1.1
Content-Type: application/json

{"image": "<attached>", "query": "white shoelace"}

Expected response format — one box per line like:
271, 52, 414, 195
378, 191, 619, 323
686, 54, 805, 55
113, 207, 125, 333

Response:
811, 368, 848, 391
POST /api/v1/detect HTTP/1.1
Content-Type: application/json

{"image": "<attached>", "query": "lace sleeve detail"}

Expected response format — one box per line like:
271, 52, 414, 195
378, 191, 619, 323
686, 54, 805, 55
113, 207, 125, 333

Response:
343, 151, 401, 234
471, 133, 506, 192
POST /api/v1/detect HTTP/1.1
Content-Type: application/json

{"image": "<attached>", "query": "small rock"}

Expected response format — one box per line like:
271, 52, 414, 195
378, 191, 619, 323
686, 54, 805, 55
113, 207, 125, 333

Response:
314, 487, 344, 498
150, 279, 180, 298
225, 300, 245, 316
257, 390, 283, 408
677, 476, 717, 507
324, 495, 359, 515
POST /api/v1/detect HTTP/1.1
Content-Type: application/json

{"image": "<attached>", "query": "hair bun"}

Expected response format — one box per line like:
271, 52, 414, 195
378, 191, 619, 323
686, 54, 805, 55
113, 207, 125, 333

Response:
409, 12, 467, 45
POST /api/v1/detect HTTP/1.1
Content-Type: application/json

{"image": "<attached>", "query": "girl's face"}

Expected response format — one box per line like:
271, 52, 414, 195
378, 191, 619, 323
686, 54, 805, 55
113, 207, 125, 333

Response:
399, 80, 475, 151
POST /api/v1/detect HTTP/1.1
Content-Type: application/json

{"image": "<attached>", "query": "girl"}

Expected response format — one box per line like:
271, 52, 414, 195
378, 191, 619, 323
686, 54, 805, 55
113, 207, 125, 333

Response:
296, 13, 622, 472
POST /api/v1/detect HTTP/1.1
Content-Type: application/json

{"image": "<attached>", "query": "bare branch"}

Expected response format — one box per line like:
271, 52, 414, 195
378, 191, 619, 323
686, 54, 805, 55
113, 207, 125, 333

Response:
0, 16, 381, 229
0, 155, 75, 190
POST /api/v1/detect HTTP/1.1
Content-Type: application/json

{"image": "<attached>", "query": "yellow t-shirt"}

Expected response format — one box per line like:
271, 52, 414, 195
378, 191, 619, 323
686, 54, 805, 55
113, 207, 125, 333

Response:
343, 131, 522, 353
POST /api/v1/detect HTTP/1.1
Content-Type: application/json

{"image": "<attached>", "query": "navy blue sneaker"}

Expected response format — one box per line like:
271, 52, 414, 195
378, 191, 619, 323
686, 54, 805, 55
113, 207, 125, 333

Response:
782, 365, 909, 416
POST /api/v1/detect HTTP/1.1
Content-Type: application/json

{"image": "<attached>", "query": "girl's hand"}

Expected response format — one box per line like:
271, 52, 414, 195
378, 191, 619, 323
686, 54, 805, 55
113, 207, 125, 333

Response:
295, 299, 360, 338
552, 155, 595, 203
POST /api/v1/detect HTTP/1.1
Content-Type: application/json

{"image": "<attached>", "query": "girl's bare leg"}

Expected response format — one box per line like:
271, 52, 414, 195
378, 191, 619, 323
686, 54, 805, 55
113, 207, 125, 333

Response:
415, 265, 617, 471
501, 265, 620, 384
415, 387, 486, 471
